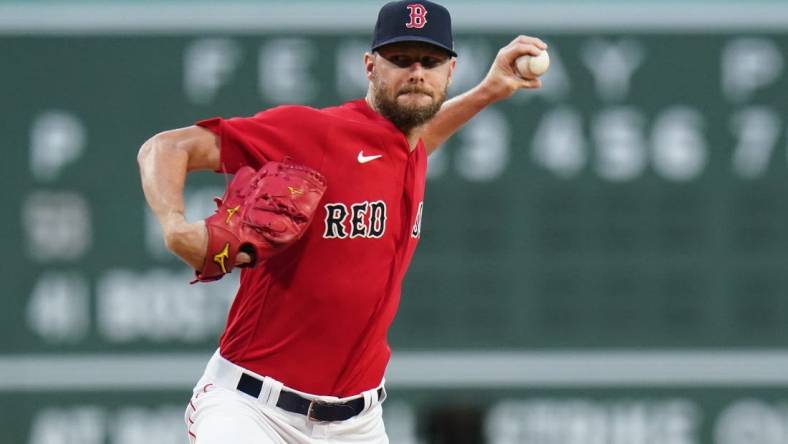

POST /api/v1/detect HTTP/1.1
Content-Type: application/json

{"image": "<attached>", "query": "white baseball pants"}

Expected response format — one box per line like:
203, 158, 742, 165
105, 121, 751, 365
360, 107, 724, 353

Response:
184, 350, 388, 444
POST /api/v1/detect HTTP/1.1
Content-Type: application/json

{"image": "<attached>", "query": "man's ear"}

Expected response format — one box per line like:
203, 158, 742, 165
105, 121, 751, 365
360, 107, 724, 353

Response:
447, 58, 457, 86
364, 52, 375, 80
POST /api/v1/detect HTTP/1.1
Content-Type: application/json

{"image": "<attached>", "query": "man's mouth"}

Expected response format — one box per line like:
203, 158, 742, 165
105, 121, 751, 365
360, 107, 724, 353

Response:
399, 89, 433, 98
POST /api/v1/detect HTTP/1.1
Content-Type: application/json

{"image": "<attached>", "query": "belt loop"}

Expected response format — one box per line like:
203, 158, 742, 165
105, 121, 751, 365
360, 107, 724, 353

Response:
264, 377, 283, 408
362, 390, 373, 412
255, 376, 271, 404
378, 378, 387, 404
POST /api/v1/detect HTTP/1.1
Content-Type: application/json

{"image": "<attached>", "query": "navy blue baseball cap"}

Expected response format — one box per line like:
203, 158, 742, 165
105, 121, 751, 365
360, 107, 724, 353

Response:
371, 0, 457, 57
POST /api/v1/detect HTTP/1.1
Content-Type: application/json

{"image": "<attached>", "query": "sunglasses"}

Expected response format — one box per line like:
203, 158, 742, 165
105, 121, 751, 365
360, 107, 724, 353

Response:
377, 52, 450, 70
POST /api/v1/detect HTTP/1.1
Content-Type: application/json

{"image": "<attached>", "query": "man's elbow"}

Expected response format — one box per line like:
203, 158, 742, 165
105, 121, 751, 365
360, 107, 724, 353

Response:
137, 131, 177, 169
137, 135, 156, 168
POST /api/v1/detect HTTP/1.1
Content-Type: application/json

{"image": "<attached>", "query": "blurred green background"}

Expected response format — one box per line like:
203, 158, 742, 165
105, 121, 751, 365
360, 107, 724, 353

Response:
2, 1, 788, 443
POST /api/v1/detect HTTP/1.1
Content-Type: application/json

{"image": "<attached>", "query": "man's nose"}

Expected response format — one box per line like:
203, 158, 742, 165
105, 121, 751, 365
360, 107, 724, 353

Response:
407, 63, 426, 81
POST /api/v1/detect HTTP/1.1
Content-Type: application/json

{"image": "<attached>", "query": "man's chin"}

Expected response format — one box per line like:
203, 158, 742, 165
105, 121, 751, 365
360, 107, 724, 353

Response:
396, 95, 435, 112
373, 87, 447, 133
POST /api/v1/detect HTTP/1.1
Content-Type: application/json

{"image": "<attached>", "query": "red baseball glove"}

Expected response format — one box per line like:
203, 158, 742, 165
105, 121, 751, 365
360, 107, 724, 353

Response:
192, 159, 327, 283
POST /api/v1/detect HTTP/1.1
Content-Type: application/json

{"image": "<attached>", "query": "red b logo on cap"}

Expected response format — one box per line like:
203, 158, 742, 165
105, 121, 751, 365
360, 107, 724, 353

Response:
405, 3, 427, 29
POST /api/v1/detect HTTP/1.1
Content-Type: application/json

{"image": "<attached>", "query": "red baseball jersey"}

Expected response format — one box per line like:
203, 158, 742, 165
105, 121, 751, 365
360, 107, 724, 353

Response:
196, 99, 427, 397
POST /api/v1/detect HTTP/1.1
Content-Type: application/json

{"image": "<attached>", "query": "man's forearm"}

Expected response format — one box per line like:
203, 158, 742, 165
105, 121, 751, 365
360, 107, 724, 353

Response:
138, 135, 209, 269
422, 84, 500, 154
137, 134, 189, 231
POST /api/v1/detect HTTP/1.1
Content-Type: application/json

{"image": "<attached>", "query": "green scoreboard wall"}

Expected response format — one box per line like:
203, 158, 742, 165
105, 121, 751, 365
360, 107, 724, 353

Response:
3, 7, 788, 444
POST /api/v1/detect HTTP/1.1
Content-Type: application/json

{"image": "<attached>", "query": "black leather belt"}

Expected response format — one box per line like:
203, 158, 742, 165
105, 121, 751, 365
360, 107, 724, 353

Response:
236, 373, 384, 422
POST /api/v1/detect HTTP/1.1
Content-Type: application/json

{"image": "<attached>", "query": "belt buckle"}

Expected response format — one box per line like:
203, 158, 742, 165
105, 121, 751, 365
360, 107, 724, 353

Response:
306, 399, 330, 422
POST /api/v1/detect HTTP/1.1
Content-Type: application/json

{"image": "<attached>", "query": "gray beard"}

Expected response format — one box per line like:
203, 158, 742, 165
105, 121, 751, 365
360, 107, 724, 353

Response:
373, 85, 447, 134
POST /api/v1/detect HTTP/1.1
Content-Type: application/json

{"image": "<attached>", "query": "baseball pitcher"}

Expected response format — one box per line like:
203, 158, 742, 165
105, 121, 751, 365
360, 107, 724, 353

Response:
137, 1, 546, 442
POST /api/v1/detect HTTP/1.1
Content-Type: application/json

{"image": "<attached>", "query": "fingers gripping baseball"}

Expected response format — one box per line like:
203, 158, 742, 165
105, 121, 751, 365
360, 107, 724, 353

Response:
482, 35, 548, 101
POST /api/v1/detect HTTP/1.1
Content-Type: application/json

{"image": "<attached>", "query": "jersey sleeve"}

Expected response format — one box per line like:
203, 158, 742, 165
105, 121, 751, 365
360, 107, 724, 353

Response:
196, 105, 325, 173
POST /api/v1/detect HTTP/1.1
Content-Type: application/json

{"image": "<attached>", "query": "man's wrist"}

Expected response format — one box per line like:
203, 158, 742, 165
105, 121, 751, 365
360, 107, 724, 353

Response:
160, 211, 188, 249
472, 80, 505, 107
160, 210, 186, 234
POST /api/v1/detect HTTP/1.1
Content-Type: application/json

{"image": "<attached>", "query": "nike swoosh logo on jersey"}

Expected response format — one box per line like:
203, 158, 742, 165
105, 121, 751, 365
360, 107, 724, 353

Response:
357, 151, 383, 164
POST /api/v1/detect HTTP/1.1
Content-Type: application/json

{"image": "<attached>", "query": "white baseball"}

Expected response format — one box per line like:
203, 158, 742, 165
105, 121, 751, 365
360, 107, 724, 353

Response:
515, 50, 550, 78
